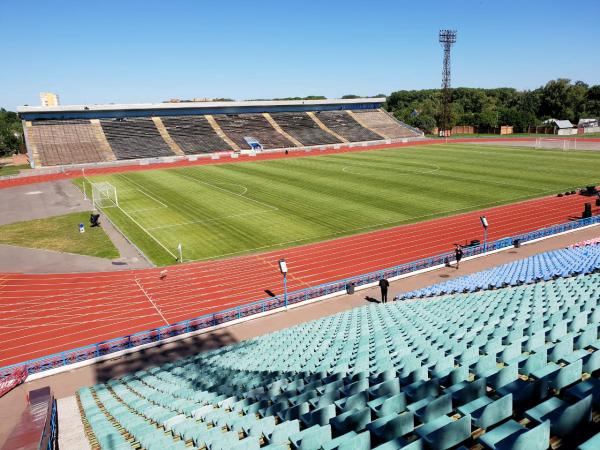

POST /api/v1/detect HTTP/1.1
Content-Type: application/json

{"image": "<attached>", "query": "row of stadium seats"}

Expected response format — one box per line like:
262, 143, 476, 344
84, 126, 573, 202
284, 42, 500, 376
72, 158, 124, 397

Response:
397, 244, 600, 300
27, 119, 115, 166
311, 111, 382, 143
25, 109, 420, 167
77, 269, 600, 449
161, 116, 231, 154
100, 118, 175, 160
214, 114, 295, 150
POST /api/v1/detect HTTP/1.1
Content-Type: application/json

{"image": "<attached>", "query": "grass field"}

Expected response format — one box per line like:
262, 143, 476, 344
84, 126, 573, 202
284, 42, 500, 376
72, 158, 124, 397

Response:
0, 211, 120, 259
74, 144, 600, 266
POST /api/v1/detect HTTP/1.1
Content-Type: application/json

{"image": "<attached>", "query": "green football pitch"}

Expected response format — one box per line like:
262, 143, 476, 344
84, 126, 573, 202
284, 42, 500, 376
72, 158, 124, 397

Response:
74, 144, 600, 266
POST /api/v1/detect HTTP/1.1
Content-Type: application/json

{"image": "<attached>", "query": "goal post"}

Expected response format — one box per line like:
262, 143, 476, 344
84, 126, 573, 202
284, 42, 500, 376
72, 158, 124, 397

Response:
91, 182, 119, 209
534, 138, 577, 151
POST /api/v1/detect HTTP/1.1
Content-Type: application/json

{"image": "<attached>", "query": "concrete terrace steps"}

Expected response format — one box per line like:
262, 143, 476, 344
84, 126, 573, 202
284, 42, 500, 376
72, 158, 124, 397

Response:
306, 111, 349, 143
205, 115, 239, 151
161, 115, 233, 154
152, 117, 185, 156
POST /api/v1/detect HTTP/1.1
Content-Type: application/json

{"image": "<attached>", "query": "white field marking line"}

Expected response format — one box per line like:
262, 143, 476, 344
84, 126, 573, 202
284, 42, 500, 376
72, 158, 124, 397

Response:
146, 209, 277, 231
80, 176, 175, 259
175, 171, 279, 211
210, 181, 248, 195
341, 157, 549, 193
135, 279, 169, 326
181, 185, 567, 262
106, 196, 178, 260
342, 162, 441, 176
117, 175, 169, 208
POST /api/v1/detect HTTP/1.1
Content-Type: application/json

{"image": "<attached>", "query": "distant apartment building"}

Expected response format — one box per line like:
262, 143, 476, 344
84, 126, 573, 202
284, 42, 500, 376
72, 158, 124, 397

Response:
40, 92, 59, 107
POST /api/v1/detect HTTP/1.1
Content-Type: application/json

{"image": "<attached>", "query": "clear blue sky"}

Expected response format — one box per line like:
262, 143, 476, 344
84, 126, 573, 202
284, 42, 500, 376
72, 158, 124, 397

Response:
1, 0, 599, 110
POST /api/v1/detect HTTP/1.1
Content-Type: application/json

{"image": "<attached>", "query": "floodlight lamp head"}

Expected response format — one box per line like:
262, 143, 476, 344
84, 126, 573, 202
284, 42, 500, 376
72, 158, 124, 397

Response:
278, 258, 288, 274
439, 29, 457, 44
480, 216, 489, 228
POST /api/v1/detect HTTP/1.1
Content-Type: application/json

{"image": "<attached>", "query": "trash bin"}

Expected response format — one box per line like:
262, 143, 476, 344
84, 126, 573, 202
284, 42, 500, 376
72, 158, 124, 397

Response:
513, 239, 521, 248
346, 282, 355, 295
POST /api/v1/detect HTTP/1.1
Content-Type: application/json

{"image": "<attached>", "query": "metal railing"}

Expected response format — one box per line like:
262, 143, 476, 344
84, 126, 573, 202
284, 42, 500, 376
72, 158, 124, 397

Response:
1, 215, 598, 379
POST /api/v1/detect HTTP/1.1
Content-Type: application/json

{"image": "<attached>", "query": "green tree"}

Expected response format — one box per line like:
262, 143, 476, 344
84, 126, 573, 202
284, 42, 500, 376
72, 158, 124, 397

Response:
0, 108, 23, 156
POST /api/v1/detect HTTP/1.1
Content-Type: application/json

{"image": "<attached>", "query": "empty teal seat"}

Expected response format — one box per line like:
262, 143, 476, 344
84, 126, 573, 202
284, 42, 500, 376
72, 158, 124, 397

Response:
373, 437, 423, 450
496, 378, 547, 411
266, 419, 300, 446
525, 395, 592, 437
321, 430, 370, 450
369, 392, 407, 418
547, 359, 583, 391
567, 378, 600, 407
368, 378, 401, 399
449, 378, 486, 406
578, 431, 600, 450
479, 419, 550, 450
289, 424, 332, 450
412, 393, 452, 423
278, 402, 310, 421
367, 411, 415, 443
301, 403, 336, 427
335, 391, 368, 412
420, 414, 471, 450
330, 407, 371, 434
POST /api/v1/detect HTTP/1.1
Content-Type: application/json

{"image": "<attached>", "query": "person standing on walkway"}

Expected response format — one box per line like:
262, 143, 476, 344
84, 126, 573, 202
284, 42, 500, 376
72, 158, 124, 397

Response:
379, 277, 390, 303
455, 245, 464, 269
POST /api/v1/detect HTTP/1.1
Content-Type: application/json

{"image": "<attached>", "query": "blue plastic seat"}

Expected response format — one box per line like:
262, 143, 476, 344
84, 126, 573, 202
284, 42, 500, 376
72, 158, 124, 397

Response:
525, 394, 592, 437
479, 419, 550, 450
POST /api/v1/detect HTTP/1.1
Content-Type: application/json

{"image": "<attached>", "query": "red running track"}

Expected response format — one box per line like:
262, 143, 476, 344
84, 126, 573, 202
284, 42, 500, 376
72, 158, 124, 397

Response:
0, 192, 596, 367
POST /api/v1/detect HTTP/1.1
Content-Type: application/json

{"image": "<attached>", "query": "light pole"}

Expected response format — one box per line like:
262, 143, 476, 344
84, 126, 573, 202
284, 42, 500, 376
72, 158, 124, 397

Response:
480, 216, 489, 252
278, 258, 288, 309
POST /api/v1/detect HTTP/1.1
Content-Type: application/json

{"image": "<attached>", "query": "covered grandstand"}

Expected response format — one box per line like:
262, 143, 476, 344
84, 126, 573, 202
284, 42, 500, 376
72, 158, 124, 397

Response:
18, 99, 423, 168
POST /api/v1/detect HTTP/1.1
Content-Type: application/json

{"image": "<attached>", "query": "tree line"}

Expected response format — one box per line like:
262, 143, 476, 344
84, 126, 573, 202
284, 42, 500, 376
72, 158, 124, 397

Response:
0, 109, 22, 156
386, 79, 600, 133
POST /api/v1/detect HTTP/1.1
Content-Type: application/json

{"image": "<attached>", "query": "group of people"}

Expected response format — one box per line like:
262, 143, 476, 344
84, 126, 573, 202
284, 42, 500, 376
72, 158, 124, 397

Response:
376, 244, 464, 303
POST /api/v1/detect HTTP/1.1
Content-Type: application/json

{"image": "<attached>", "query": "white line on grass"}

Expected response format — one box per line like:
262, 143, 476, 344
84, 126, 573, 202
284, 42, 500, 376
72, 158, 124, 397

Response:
183, 186, 567, 262
146, 209, 277, 230
176, 171, 279, 211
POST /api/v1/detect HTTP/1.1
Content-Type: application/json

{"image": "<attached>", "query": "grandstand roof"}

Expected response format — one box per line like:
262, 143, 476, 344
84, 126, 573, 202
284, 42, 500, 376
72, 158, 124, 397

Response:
18, 98, 385, 114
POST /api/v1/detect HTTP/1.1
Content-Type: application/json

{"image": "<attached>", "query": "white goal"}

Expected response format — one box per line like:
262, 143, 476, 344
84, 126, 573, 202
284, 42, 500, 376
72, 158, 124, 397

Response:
534, 138, 577, 151
91, 182, 118, 209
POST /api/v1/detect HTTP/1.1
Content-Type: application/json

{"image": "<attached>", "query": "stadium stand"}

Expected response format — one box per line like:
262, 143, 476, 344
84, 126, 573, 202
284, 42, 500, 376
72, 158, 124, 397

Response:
270, 112, 344, 146
214, 114, 296, 150
27, 119, 116, 166
398, 244, 600, 300
161, 116, 233, 154
351, 110, 420, 139
314, 111, 382, 143
75, 267, 600, 449
100, 118, 175, 160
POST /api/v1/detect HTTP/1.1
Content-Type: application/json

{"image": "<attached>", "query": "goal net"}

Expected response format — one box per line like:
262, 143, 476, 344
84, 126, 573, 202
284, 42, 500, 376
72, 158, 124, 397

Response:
534, 138, 577, 151
91, 182, 118, 209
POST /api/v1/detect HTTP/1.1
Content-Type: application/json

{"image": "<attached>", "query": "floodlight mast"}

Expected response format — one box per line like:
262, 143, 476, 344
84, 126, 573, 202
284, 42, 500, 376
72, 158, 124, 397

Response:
439, 29, 457, 136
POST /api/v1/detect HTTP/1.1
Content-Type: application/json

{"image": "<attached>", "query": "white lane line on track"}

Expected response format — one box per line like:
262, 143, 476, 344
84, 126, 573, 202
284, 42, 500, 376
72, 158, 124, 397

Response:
135, 279, 169, 326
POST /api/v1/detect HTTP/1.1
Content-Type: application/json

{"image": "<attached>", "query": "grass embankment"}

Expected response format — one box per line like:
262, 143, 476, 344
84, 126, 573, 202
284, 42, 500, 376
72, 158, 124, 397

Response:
0, 211, 120, 259
0, 164, 30, 176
